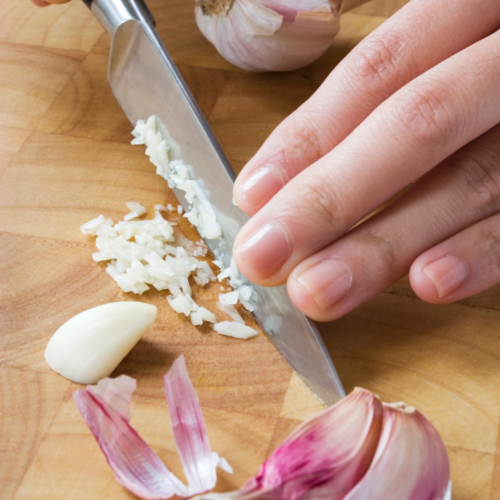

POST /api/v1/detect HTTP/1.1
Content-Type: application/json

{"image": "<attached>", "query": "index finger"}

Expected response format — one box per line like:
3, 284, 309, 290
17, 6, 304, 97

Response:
233, 0, 500, 215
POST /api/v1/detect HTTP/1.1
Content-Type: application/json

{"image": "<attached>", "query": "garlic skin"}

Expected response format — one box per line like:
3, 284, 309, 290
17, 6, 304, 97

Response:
195, 0, 343, 72
45, 302, 157, 384
73, 356, 231, 500
344, 402, 450, 500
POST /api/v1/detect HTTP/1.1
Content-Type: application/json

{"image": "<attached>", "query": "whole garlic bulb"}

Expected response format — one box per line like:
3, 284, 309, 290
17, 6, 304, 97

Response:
195, 0, 343, 72
45, 302, 157, 384
196, 388, 451, 500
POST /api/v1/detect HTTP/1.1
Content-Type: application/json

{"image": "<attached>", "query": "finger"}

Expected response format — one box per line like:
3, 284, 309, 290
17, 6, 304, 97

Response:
233, 0, 500, 215
31, 0, 72, 4
411, 214, 500, 304
233, 30, 500, 286
30, 0, 51, 6
287, 123, 500, 321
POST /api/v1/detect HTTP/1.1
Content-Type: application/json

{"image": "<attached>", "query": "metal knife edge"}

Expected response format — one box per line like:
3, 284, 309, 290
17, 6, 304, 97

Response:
82, 0, 345, 406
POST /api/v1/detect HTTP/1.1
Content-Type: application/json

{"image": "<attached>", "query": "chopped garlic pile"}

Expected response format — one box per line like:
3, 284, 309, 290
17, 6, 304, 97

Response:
82, 209, 218, 327
82, 206, 256, 334
131, 115, 256, 312
131, 116, 222, 241
81, 115, 258, 338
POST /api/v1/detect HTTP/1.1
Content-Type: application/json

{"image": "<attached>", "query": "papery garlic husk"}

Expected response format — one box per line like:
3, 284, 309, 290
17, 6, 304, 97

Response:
195, 0, 343, 72
73, 356, 231, 499
344, 402, 450, 500
45, 302, 157, 384
195, 387, 384, 500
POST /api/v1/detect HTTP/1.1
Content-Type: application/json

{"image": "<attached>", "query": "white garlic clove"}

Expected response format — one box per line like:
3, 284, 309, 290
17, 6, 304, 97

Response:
45, 302, 157, 384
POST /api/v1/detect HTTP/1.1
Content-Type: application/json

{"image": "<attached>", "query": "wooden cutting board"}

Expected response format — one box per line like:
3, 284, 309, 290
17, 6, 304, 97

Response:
1, 1, 500, 498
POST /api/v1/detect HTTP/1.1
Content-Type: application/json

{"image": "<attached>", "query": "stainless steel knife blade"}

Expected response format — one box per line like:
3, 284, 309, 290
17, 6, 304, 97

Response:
87, 0, 344, 406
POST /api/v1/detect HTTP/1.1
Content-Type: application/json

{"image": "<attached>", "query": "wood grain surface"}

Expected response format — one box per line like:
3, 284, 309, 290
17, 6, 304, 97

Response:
1, 1, 500, 499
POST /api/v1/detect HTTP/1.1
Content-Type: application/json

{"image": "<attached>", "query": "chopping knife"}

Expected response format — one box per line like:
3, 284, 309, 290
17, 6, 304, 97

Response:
82, 0, 345, 406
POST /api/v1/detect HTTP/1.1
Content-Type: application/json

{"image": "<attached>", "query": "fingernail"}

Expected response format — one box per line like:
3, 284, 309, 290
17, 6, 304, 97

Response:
297, 259, 353, 311
237, 167, 285, 212
236, 223, 292, 279
423, 255, 468, 298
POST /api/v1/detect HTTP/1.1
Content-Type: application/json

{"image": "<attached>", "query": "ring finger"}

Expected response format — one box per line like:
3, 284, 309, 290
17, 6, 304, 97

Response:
411, 216, 500, 304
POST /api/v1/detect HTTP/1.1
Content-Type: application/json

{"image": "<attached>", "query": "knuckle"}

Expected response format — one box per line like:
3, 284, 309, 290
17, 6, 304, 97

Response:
358, 229, 400, 273
343, 31, 408, 95
296, 175, 345, 230
485, 226, 500, 252
276, 110, 328, 176
290, 113, 326, 157
456, 150, 500, 213
390, 83, 458, 147
477, 223, 500, 271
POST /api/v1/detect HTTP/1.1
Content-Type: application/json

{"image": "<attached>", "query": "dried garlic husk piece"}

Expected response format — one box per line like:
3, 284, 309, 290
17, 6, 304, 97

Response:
73, 356, 231, 499
45, 302, 157, 384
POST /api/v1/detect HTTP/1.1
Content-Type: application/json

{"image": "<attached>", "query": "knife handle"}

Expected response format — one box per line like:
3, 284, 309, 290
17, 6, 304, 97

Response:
82, 0, 155, 34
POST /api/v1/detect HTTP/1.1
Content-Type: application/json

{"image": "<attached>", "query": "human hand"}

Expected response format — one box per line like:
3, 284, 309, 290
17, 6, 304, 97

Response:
30, 0, 70, 7
232, 0, 500, 322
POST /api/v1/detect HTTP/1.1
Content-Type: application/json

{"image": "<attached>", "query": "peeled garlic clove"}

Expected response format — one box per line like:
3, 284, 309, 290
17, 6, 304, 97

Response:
196, 387, 383, 500
344, 402, 450, 500
45, 302, 157, 384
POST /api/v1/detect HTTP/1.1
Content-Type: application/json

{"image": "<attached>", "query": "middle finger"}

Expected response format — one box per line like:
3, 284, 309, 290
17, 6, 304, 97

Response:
234, 0, 500, 215
233, 30, 500, 286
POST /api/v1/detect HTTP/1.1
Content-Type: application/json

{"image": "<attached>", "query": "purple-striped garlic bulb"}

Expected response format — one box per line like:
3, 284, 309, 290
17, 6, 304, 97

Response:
196, 388, 451, 500
195, 0, 343, 72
